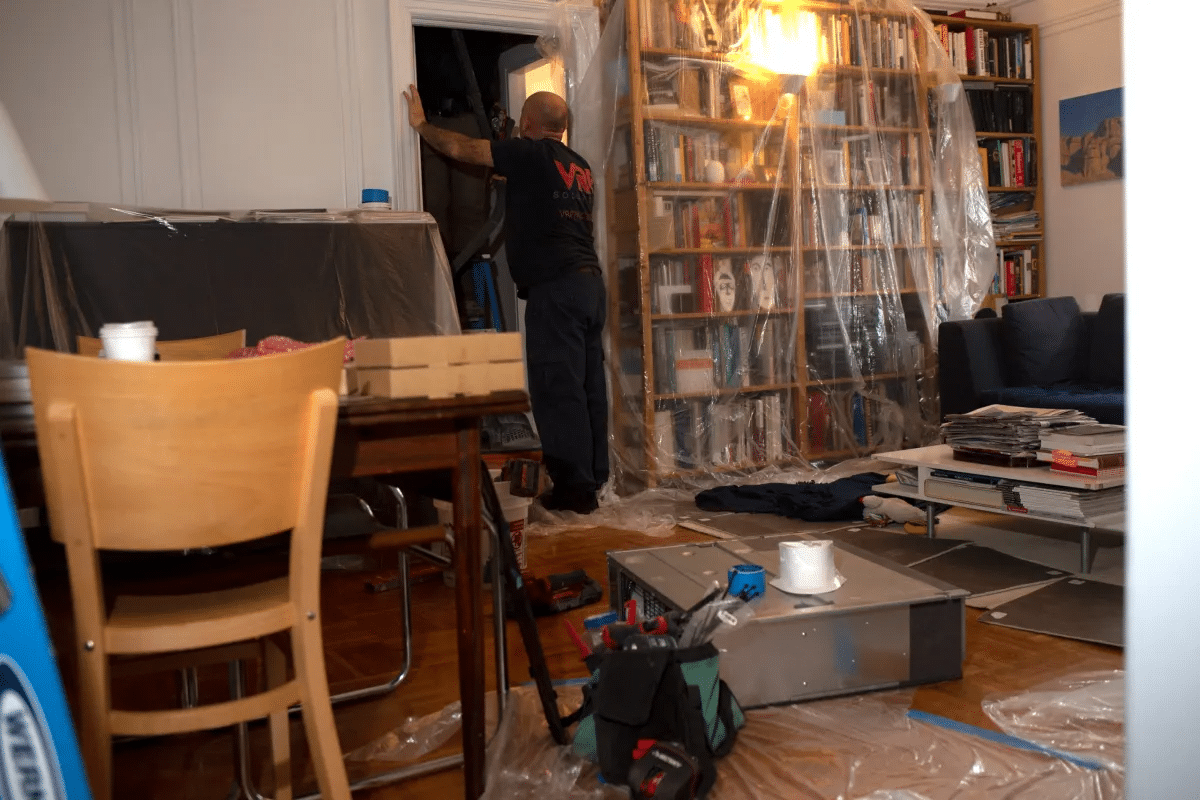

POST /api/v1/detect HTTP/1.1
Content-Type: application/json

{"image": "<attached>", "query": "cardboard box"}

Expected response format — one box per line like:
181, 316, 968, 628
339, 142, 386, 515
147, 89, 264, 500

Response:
352, 333, 525, 399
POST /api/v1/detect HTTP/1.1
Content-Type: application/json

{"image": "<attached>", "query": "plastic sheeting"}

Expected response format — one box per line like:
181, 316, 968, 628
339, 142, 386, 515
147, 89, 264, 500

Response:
352, 679, 1123, 799
0, 209, 461, 358
570, 0, 993, 491
983, 670, 1125, 775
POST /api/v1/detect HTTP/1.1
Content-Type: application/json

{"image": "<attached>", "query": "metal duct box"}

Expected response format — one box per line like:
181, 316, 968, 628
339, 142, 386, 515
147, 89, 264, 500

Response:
607, 534, 968, 708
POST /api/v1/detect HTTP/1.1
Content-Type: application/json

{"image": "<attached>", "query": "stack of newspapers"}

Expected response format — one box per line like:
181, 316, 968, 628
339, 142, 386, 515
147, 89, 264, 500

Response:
940, 404, 1095, 466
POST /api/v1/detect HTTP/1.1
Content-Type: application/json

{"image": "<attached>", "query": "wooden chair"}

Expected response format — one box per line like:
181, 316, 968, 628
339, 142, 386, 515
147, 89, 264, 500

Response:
75, 328, 246, 360
26, 338, 351, 800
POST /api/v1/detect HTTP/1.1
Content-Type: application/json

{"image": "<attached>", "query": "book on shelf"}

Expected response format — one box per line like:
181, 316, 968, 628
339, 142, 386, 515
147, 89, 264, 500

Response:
950, 8, 1008, 21
657, 393, 787, 472
1039, 423, 1126, 451
1047, 462, 1125, 480
924, 477, 1006, 508
653, 408, 676, 471
1035, 449, 1125, 470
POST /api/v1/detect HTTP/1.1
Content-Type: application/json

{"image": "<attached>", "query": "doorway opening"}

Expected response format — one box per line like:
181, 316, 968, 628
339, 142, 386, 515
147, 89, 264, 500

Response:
412, 25, 541, 334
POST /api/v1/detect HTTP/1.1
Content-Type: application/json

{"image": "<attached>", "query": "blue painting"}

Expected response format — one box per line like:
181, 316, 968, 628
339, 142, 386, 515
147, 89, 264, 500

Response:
1059, 87, 1123, 185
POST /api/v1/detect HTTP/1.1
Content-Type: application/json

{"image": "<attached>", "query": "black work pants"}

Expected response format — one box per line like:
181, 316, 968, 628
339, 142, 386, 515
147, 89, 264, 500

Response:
524, 270, 609, 494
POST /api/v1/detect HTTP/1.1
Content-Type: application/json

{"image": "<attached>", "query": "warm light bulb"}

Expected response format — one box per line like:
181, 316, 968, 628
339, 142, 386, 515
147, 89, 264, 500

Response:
738, 5, 821, 79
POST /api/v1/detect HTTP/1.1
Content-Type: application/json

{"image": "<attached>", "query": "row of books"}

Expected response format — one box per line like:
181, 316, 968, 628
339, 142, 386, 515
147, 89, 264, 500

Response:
642, 120, 924, 193
643, 58, 726, 118
647, 192, 736, 250
648, 191, 793, 252
979, 137, 1037, 189
963, 83, 1034, 134
815, 10, 918, 71
643, 124, 733, 185
636, 0, 744, 53
808, 386, 908, 453
922, 469, 1124, 521
802, 249, 918, 296
651, 254, 793, 315
931, 24, 1034, 79
652, 394, 787, 472
641, 4, 922, 70
989, 246, 1039, 298
652, 319, 791, 395
798, 190, 926, 250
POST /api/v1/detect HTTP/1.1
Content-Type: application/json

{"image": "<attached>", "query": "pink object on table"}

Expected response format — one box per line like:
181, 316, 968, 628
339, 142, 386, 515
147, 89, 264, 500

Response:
227, 336, 361, 364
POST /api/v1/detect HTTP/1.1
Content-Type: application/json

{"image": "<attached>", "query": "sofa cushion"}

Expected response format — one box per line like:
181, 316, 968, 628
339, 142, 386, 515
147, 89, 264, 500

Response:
1001, 296, 1087, 386
981, 385, 1125, 425
1088, 293, 1125, 387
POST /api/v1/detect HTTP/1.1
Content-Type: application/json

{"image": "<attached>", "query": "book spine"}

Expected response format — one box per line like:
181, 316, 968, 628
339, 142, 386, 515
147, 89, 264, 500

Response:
1046, 450, 1126, 469
644, 122, 658, 183
696, 255, 714, 313
1050, 463, 1124, 479
807, 391, 828, 450
653, 407, 675, 471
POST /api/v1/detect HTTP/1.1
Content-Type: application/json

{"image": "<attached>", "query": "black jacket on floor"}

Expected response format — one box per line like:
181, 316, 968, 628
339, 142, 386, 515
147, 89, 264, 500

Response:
694, 473, 886, 521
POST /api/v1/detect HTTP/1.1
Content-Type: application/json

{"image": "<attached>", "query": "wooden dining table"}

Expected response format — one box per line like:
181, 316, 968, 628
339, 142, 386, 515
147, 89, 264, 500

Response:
2, 386, 531, 800
330, 390, 529, 799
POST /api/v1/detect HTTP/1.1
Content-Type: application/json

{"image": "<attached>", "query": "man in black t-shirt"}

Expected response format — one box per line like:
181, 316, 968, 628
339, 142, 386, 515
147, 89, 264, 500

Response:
404, 84, 608, 514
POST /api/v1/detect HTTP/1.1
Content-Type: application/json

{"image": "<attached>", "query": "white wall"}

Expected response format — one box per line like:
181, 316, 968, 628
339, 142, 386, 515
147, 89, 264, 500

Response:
1009, 0, 1123, 310
0, 0, 398, 210
0, 0, 592, 212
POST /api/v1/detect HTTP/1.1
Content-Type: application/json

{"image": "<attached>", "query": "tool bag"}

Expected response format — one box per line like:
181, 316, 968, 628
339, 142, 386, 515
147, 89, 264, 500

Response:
567, 642, 744, 797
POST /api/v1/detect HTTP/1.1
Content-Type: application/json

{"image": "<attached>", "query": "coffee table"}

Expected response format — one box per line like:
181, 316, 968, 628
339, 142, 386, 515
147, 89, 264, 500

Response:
872, 444, 1125, 574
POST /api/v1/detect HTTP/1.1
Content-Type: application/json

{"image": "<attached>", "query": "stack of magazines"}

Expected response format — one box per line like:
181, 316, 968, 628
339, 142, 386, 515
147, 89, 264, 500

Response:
1008, 483, 1125, 521
940, 404, 1096, 466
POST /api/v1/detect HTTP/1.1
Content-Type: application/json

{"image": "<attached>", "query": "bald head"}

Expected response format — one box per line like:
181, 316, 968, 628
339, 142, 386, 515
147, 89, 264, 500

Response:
519, 91, 569, 140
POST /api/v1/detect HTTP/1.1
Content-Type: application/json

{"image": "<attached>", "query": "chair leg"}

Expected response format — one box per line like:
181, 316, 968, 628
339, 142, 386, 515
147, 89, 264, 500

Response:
265, 638, 293, 800
77, 646, 113, 800
292, 618, 351, 800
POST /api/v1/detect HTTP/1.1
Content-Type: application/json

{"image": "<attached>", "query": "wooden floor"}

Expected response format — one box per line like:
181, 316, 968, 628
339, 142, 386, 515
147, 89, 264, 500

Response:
31, 519, 1123, 799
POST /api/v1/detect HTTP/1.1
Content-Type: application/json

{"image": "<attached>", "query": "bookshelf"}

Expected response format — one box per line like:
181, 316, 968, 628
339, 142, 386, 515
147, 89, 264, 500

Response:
605, 0, 993, 489
926, 12, 1044, 306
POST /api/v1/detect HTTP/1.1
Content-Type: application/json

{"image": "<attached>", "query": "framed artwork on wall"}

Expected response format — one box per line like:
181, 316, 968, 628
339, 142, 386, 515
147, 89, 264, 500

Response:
1059, 87, 1123, 186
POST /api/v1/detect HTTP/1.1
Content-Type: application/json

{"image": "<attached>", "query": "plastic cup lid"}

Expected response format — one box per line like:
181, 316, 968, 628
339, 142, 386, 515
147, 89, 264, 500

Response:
100, 321, 156, 334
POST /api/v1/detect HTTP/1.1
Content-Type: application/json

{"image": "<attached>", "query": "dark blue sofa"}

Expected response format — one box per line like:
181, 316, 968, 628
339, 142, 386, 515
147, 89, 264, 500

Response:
937, 294, 1125, 424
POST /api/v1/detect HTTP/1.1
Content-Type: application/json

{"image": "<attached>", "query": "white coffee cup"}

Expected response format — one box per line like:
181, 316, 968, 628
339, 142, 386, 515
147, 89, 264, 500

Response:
99, 321, 158, 362
770, 539, 845, 595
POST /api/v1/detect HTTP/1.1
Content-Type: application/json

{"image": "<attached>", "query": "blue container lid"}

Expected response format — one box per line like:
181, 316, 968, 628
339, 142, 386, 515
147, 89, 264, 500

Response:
583, 611, 619, 630
361, 188, 389, 203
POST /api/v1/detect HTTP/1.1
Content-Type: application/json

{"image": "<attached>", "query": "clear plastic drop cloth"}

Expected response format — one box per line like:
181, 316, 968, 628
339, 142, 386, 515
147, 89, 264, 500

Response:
452, 682, 1121, 799
571, 0, 993, 492
0, 208, 461, 358
982, 670, 1125, 775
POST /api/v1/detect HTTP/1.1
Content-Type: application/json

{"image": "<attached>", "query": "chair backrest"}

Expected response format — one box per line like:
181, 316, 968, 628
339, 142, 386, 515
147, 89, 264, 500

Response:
76, 329, 247, 360
27, 338, 344, 552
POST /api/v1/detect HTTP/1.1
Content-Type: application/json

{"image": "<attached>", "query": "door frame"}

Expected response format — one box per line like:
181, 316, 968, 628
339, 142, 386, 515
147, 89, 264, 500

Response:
388, 0, 598, 211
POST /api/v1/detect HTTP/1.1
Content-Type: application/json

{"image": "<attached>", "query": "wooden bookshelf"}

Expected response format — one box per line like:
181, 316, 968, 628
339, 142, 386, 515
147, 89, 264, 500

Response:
927, 12, 1045, 306
606, 0, 997, 489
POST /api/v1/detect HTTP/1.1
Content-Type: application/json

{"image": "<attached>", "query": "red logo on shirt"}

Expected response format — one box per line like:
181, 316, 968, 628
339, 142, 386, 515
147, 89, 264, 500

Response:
555, 160, 593, 193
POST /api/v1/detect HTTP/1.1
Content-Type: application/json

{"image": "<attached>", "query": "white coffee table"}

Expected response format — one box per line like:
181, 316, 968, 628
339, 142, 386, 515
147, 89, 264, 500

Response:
872, 444, 1125, 574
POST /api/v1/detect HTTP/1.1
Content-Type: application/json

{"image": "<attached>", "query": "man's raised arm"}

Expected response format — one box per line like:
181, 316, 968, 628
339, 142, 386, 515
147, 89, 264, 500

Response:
403, 83, 494, 167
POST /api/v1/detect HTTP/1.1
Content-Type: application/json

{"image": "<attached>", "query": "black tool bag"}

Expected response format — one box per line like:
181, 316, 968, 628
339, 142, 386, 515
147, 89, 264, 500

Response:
567, 642, 744, 798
